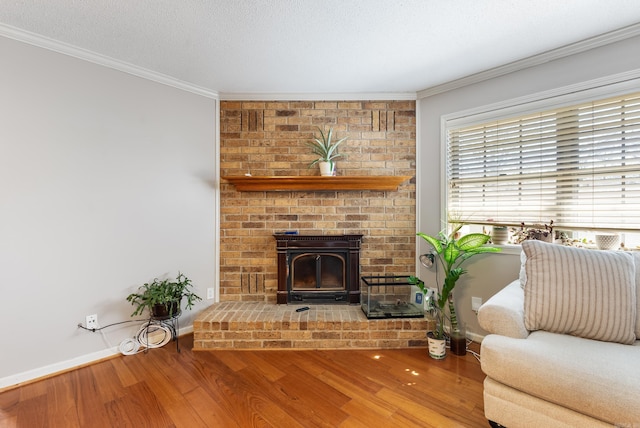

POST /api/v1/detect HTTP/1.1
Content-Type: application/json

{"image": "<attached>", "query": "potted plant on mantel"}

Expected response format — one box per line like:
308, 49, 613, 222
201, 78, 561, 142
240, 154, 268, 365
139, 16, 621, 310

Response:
305, 126, 348, 176
411, 224, 501, 359
126, 272, 202, 319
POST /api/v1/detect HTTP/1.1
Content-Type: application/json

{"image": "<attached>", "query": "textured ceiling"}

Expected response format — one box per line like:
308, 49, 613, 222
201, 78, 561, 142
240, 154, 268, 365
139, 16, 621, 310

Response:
2, 0, 640, 95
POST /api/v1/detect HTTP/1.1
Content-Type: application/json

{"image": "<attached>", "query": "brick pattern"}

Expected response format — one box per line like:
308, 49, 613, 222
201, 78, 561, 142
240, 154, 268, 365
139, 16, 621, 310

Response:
219, 100, 416, 302
193, 302, 433, 350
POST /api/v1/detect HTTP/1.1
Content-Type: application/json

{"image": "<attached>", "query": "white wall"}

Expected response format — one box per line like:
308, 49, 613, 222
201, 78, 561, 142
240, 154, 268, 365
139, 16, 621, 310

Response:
417, 34, 640, 338
0, 36, 217, 385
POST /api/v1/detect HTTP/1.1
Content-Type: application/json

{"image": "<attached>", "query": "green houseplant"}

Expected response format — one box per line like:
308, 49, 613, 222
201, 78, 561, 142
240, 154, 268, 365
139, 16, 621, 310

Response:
512, 220, 554, 244
305, 126, 348, 176
126, 272, 201, 319
411, 224, 501, 350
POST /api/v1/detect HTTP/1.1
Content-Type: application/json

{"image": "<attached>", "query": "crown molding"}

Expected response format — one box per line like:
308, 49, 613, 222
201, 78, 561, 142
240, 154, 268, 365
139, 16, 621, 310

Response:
5, 18, 638, 103
219, 92, 417, 101
418, 22, 640, 99
441, 69, 640, 127
0, 23, 219, 99
0, 22, 415, 102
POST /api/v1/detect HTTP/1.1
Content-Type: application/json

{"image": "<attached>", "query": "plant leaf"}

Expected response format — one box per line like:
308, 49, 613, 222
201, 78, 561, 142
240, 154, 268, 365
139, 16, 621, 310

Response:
456, 233, 491, 250
442, 241, 460, 266
407, 275, 426, 293
417, 232, 443, 253
439, 267, 465, 306
305, 127, 348, 164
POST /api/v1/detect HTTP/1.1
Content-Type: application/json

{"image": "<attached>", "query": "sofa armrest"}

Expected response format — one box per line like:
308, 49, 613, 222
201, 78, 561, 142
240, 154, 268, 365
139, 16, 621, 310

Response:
477, 280, 529, 339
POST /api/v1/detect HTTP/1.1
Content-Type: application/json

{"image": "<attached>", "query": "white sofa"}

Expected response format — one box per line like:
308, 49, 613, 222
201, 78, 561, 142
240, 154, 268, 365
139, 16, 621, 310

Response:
478, 240, 640, 428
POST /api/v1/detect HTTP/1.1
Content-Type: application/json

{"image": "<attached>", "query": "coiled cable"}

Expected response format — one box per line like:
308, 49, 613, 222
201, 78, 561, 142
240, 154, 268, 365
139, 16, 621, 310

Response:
119, 337, 141, 355
136, 322, 173, 349
118, 321, 173, 355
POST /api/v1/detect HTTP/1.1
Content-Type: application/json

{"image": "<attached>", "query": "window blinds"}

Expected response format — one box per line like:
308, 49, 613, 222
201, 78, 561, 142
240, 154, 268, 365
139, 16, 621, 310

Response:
447, 92, 640, 231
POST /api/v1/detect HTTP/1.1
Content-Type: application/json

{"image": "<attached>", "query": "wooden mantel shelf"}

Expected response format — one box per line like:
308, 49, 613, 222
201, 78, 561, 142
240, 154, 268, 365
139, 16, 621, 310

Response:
221, 175, 412, 191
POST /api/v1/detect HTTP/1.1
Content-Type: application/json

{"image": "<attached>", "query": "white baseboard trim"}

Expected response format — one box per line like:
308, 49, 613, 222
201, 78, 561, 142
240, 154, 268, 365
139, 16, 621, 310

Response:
467, 331, 485, 344
0, 346, 119, 390
0, 324, 193, 390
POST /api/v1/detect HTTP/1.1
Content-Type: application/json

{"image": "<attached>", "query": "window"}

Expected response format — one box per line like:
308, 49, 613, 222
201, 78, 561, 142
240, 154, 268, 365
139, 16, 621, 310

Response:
446, 91, 640, 236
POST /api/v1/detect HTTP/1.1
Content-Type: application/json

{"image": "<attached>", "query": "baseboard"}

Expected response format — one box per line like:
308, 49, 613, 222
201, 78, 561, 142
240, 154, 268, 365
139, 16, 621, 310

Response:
467, 330, 485, 344
0, 346, 120, 391
0, 324, 194, 391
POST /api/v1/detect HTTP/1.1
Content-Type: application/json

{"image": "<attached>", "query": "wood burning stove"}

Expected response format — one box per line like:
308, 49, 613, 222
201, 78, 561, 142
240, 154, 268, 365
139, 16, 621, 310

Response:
274, 234, 363, 304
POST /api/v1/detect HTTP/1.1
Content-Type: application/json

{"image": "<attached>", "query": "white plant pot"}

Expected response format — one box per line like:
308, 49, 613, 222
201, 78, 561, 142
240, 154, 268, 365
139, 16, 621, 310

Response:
595, 234, 620, 250
427, 332, 446, 360
318, 161, 334, 176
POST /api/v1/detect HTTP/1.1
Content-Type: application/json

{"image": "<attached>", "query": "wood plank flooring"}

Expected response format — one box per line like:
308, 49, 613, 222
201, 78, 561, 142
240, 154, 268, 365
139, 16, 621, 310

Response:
0, 334, 488, 427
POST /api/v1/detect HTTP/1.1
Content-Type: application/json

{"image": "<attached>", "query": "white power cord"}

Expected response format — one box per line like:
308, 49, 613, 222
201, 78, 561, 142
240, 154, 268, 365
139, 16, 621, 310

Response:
119, 338, 141, 355
118, 322, 173, 355
467, 338, 481, 363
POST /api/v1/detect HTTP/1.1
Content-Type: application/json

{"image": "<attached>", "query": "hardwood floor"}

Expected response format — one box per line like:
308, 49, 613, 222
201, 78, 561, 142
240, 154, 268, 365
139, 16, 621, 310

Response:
0, 334, 488, 427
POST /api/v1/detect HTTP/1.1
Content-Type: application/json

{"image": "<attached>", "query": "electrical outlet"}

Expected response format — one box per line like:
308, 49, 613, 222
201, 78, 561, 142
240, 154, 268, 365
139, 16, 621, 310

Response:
86, 314, 98, 329
207, 288, 214, 299
471, 297, 483, 312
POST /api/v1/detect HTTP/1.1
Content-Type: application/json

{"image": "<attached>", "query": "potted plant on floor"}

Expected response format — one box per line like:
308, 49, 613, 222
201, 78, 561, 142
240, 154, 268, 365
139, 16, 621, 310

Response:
411, 223, 501, 358
126, 272, 202, 319
305, 126, 348, 176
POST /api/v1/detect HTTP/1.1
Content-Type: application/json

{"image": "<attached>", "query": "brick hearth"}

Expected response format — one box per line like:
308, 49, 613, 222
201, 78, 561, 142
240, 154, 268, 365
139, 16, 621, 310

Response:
193, 302, 432, 350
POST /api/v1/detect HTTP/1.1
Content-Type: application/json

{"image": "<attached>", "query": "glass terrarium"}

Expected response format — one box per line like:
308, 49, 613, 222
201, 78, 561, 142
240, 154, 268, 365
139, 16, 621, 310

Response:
360, 275, 424, 319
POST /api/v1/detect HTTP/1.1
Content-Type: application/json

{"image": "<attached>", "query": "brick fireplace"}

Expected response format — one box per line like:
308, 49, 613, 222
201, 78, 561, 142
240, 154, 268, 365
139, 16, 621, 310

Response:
219, 100, 416, 303
195, 102, 420, 350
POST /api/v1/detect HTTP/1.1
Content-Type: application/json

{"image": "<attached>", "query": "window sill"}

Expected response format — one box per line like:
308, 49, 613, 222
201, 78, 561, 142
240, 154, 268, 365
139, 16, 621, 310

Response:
488, 244, 522, 256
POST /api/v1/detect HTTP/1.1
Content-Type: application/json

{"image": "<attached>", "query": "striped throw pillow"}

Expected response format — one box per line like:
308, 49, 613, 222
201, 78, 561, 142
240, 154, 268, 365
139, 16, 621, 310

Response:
522, 240, 637, 345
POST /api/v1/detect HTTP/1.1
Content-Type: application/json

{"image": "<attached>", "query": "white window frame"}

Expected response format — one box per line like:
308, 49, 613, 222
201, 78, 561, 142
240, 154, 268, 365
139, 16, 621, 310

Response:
440, 71, 640, 246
